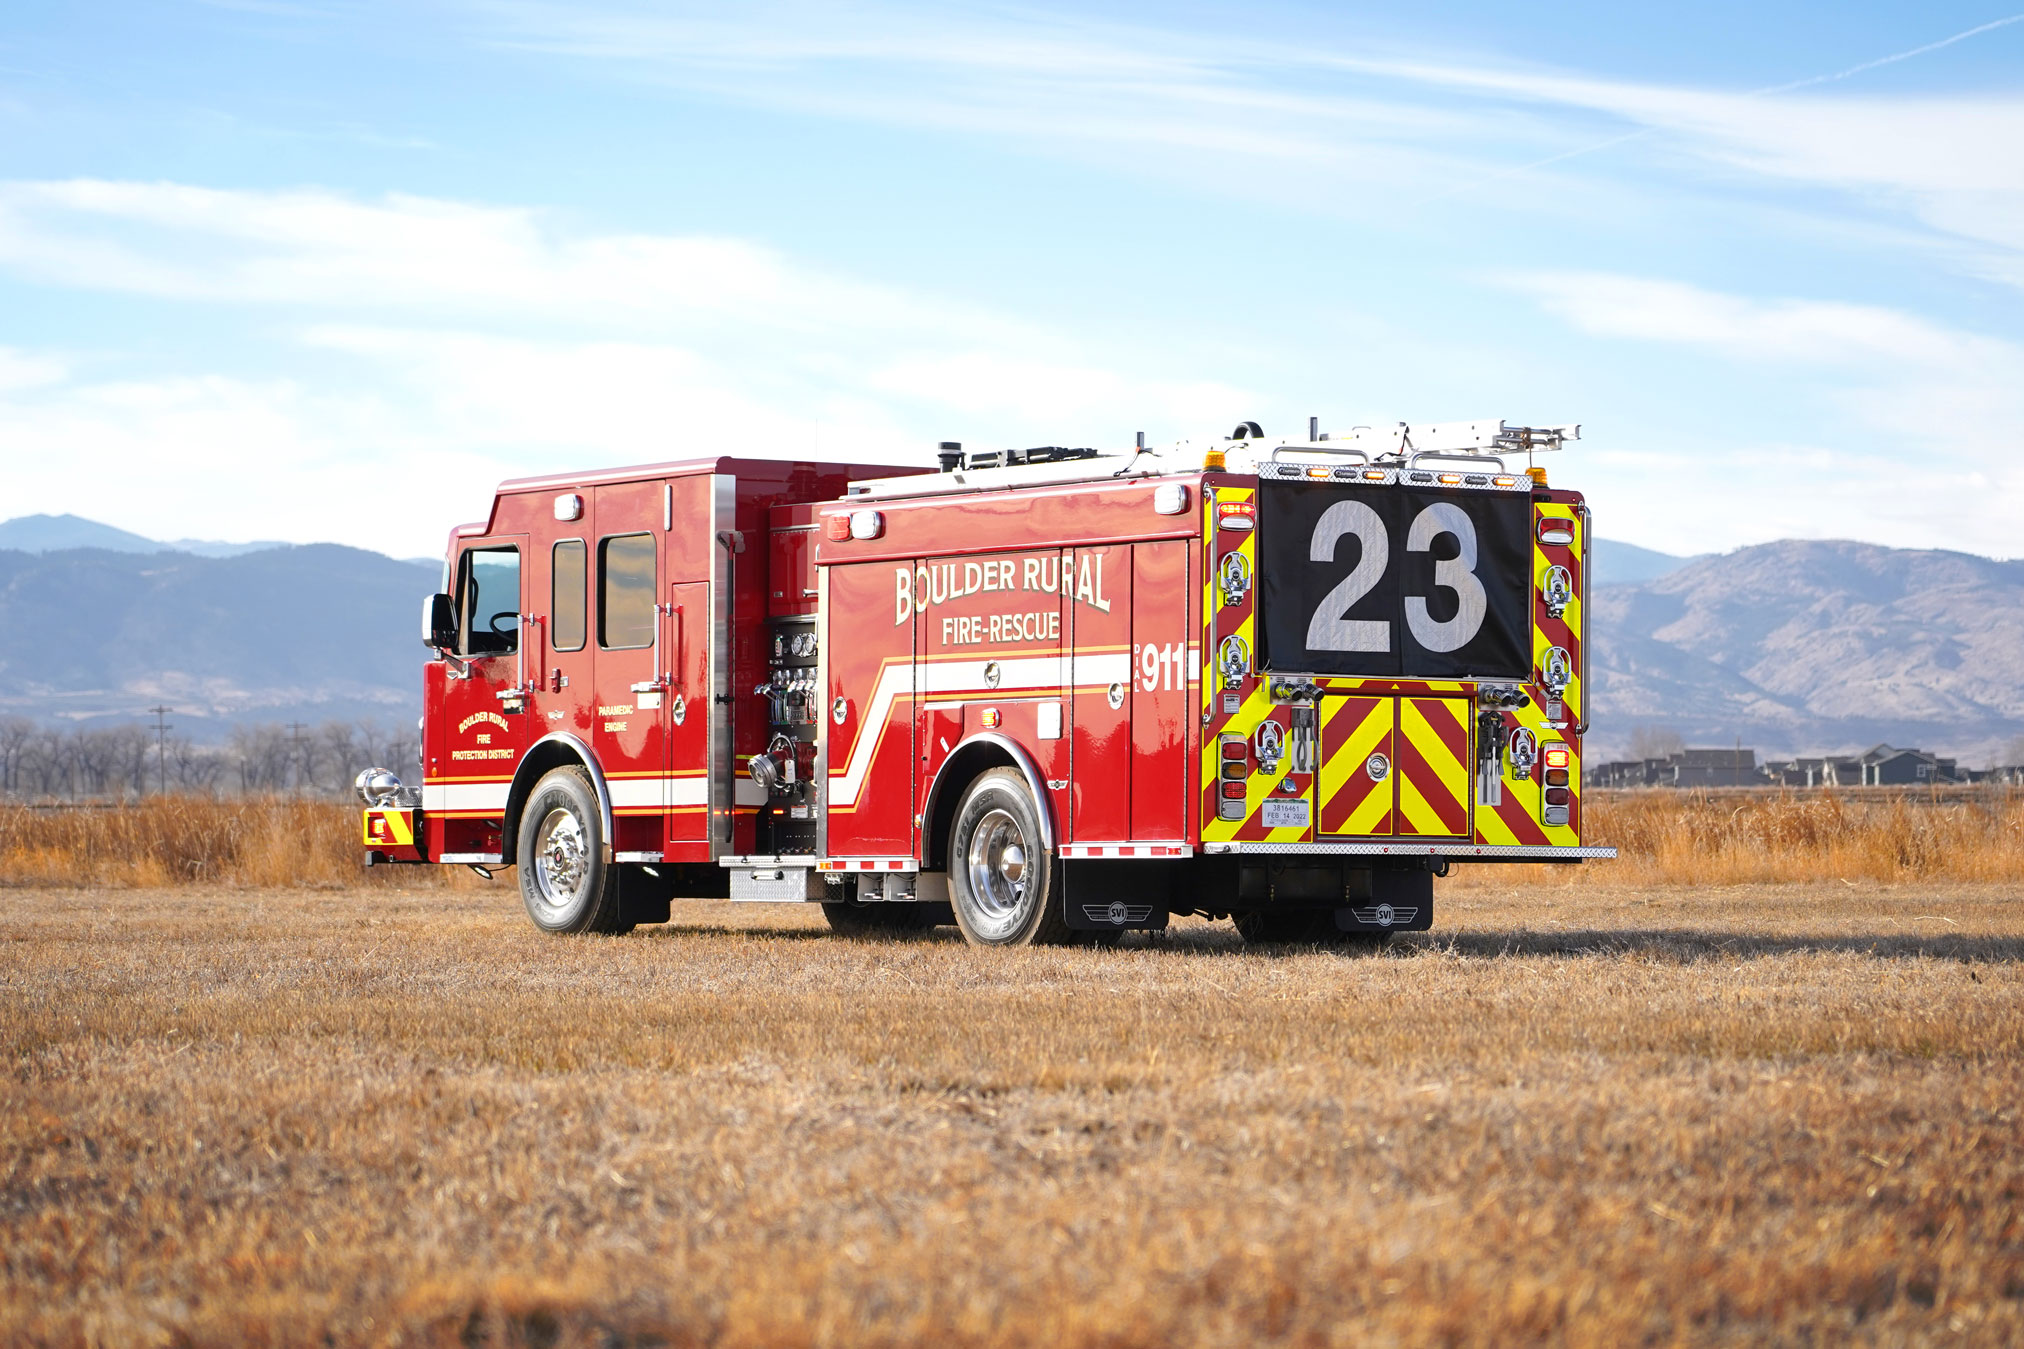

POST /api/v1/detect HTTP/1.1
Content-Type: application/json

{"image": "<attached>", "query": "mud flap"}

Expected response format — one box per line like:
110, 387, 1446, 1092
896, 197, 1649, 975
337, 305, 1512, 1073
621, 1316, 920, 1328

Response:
1061, 858, 1173, 931
1334, 869, 1433, 933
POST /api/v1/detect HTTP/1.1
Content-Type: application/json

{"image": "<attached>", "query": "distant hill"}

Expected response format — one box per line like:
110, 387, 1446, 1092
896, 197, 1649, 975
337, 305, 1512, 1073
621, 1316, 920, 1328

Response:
0, 544, 438, 738
1590, 538, 1697, 587
2, 517, 2017, 765
1589, 540, 2024, 765
0, 513, 288, 558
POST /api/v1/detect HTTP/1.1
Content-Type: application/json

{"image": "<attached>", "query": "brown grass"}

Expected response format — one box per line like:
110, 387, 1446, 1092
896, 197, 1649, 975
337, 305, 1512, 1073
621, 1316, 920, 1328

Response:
1453, 787, 2024, 891
5, 787, 2021, 893
3, 879, 2022, 1346
0, 798, 457, 890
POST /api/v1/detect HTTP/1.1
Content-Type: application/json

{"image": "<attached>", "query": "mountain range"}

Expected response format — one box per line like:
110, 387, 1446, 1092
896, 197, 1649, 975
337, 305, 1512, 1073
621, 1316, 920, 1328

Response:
0, 516, 2016, 763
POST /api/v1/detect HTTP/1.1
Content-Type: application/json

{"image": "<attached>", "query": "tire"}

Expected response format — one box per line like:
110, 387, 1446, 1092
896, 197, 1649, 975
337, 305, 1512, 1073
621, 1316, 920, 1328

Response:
822, 900, 931, 937
947, 769, 1072, 947
516, 766, 631, 935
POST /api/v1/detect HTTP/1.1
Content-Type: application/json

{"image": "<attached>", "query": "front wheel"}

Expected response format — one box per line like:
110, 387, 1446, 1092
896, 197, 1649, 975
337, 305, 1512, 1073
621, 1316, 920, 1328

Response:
948, 769, 1072, 947
516, 766, 630, 935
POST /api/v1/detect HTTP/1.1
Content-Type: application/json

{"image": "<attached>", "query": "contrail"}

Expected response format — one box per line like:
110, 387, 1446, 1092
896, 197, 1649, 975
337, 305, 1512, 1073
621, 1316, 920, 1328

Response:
1765, 11, 2024, 93
1410, 12, 2024, 208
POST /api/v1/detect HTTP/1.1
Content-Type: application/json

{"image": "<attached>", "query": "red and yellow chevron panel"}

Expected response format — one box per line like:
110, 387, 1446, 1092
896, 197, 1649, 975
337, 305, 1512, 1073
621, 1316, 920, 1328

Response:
1534, 502, 1583, 725
362, 808, 414, 847
1394, 696, 1471, 837
1317, 696, 1394, 836
1475, 704, 1583, 847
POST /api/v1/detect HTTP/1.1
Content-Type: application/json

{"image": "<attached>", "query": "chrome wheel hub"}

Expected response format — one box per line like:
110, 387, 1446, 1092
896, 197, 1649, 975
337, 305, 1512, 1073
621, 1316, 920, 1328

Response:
964, 807, 1030, 939
533, 806, 589, 908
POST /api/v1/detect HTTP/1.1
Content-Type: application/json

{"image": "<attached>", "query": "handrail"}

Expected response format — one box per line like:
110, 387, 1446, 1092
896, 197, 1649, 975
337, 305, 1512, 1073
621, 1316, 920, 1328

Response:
1405, 450, 1510, 472
1259, 444, 1372, 467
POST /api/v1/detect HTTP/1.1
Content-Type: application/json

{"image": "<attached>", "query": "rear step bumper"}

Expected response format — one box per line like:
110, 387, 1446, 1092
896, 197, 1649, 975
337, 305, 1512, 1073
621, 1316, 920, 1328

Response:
1202, 841, 1616, 861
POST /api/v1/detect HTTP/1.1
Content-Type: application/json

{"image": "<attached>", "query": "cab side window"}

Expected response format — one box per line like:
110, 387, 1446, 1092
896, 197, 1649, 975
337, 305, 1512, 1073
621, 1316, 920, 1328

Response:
552, 540, 587, 652
457, 546, 521, 657
599, 534, 655, 649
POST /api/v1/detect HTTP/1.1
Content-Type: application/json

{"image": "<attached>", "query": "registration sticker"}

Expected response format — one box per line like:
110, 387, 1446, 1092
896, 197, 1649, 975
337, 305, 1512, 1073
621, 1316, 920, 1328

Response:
1260, 800, 1310, 830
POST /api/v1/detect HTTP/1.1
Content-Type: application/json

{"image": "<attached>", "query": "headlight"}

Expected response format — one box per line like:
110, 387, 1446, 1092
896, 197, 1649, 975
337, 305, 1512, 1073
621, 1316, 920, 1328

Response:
355, 767, 403, 807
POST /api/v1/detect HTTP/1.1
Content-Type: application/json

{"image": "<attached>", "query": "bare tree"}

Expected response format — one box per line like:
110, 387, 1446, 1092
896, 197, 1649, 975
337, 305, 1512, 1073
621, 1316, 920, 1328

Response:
0, 718, 33, 796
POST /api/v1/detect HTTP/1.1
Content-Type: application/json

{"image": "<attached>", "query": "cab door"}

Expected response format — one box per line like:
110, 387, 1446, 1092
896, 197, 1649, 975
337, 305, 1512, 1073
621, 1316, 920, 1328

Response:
435, 536, 530, 853
590, 484, 668, 858
663, 579, 711, 856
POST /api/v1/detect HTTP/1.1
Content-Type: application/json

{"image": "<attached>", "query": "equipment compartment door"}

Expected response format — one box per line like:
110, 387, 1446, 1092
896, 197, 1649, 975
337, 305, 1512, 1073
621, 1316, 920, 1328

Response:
1130, 540, 1190, 841
1068, 545, 1131, 842
1395, 695, 1472, 838
823, 561, 915, 857
1316, 696, 1395, 837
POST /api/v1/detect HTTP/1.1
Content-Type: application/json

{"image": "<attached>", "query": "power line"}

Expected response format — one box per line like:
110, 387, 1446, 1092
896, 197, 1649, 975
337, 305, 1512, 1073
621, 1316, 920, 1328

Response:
286, 721, 311, 795
147, 705, 173, 797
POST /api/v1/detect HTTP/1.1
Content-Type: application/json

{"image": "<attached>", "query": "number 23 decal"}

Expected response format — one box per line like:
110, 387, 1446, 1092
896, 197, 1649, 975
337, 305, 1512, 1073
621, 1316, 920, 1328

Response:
1305, 500, 1487, 654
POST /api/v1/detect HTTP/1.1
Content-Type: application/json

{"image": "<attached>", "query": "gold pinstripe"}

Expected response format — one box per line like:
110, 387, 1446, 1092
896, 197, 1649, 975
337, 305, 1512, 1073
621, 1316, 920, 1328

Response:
1395, 698, 1471, 837
1317, 698, 1393, 835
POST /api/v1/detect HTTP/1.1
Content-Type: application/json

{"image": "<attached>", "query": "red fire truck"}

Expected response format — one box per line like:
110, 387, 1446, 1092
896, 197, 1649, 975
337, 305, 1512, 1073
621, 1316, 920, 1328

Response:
359, 420, 1613, 945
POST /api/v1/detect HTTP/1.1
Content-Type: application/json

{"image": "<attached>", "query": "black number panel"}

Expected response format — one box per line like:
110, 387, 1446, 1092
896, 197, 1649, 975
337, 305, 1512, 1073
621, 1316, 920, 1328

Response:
1256, 483, 1530, 680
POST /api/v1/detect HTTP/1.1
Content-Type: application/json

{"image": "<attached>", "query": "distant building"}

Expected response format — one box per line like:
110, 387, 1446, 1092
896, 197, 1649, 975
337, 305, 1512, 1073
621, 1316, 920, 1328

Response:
1592, 748, 1765, 788
1669, 747, 1767, 788
1856, 744, 1959, 785
1597, 744, 1983, 789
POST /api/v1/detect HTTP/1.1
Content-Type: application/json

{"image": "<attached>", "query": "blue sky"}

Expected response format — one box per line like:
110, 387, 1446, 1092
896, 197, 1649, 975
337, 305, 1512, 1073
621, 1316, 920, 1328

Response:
1, 1, 2020, 559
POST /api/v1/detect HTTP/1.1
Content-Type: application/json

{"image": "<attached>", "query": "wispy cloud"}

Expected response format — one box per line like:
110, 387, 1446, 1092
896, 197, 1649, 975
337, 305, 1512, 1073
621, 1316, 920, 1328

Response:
0, 177, 1261, 552
1504, 271, 2024, 553
469, 3, 2024, 282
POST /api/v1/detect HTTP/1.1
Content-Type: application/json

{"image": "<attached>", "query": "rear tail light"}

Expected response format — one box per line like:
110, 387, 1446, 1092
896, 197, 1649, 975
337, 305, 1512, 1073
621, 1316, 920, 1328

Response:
1544, 787, 1571, 806
1538, 517, 1576, 546
1220, 781, 1247, 800
1542, 744, 1571, 770
822, 514, 850, 541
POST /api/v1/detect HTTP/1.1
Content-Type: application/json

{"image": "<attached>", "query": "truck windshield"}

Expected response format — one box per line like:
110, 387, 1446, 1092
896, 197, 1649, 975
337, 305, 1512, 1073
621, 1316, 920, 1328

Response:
458, 546, 521, 657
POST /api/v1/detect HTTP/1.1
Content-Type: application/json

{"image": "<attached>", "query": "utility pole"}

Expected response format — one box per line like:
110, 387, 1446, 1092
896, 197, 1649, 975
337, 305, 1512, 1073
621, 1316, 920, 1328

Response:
286, 721, 311, 795
148, 705, 173, 796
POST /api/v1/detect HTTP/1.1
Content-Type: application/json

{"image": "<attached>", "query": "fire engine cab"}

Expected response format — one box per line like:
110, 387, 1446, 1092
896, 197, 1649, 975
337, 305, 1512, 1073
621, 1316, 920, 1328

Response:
359, 419, 1614, 946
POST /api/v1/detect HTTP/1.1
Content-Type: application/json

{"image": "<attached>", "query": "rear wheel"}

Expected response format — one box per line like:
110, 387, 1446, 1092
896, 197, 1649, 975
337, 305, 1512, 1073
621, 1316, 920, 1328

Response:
516, 766, 631, 935
948, 769, 1072, 947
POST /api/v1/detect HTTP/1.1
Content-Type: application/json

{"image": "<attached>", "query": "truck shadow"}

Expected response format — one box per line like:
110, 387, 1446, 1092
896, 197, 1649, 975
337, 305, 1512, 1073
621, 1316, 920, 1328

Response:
1294, 927, 2017, 963
644, 920, 2021, 963
1095, 925, 2020, 963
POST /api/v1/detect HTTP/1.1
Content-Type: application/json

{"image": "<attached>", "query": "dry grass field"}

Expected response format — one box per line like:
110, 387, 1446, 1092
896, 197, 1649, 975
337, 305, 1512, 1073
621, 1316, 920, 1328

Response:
3, 795, 2023, 1345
